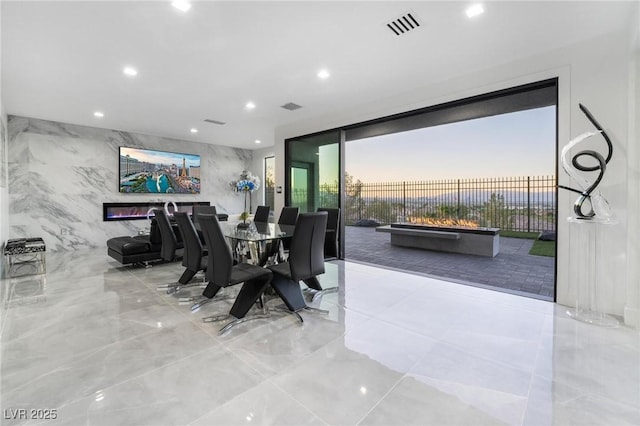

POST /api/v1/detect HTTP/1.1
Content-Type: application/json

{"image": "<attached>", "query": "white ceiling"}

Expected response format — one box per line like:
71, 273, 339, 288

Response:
1, 1, 634, 150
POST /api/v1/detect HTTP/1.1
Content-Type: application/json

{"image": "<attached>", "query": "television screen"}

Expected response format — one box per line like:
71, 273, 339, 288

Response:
119, 147, 201, 194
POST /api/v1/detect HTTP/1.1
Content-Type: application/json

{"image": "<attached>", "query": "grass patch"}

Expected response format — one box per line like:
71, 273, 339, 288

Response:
499, 230, 556, 257
499, 230, 540, 239
529, 240, 556, 257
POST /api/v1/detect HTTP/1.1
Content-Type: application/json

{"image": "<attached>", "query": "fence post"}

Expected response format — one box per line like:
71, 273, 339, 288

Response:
527, 176, 531, 233
403, 181, 407, 219
457, 179, 461, 219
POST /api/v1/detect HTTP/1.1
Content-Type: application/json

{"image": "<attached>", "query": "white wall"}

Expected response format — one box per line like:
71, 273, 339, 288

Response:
274, 28, 636, 323
625, 2, 640, 328
0, 111, 7, 278
0, 0, 8, 277
7, 116, 254, 252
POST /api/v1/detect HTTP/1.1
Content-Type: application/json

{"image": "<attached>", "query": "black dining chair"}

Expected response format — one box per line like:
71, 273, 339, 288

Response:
164, 212, 208, 296
268, 211, 330, 317
153, 208, 184, 263
191, 205, 217, 244
195, 213, 273, 334
277, 206, 299, 225
276, 206, 299, 257
254, 205, 270, 223
192, 205, 217, 227
317, 207, 340, 260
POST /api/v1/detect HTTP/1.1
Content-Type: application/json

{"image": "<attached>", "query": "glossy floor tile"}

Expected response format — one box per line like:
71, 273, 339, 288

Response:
1, 249, 639, 425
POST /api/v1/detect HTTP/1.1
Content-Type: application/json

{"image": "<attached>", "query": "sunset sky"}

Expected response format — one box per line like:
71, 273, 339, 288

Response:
344, 106, 556, 183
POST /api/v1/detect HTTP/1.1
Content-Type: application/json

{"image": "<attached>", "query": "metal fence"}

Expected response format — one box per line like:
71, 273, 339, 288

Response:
293, 175, 556, 233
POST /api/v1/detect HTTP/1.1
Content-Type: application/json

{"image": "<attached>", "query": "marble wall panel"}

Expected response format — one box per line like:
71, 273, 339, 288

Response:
1, 111, 8, 279
7, 116, 253, 251
1, 117, 6, 189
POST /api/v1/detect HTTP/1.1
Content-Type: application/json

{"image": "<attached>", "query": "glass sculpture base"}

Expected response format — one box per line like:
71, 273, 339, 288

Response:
566, 308, 619, 327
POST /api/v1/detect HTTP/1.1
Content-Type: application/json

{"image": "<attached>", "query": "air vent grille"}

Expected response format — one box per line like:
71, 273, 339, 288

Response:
203, 119, 226, 125
387, 13, 420, 36
281, 102, 302, 111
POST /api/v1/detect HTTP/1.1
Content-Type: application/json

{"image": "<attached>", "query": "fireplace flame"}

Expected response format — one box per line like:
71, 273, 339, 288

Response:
406, 217, 479, 228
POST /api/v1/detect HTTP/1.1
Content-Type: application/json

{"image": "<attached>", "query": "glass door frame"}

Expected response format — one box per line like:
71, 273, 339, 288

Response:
284, 128, 345, 259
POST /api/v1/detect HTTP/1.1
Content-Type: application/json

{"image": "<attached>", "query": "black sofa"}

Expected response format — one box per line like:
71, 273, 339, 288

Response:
107, 219, 165, 265
107, 213, 228, 266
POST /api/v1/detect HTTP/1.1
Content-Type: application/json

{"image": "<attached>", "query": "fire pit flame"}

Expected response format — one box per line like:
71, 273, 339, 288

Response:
406, 217, 479, 228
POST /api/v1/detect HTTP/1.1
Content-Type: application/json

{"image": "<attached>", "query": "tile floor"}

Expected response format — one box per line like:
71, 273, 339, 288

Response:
1, 249, 639, 425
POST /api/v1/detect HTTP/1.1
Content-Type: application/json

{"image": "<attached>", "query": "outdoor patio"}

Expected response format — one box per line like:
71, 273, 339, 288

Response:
344, 225, 555, 301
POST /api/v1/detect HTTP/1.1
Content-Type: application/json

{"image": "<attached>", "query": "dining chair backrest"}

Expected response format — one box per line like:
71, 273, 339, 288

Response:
317, 207, 340, 258
317, 207, 340, 231
173, 211, 203, 271
192, 205, 217, 226
197, 213, 233, 287
288, 211, 328, 282
153, 208, 178, 261
278, 206, 299, 226
254, 205, 270, 222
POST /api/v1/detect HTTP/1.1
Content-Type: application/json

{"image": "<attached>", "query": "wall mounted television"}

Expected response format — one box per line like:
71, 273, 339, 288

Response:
119, 147, 201, 194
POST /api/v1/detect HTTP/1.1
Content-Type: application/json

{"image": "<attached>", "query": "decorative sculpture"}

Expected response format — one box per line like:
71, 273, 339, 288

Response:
164, 200, 178, 217
559, 104, 613, 220
561, 105, 619, 326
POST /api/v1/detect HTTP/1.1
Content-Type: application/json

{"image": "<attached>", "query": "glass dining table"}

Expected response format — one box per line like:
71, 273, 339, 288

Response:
220, 221, 295, 266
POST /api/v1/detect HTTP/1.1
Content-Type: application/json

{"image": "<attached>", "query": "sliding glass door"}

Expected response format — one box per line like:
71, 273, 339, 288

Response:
284, 79, 557, 300
285, 130, 341, 213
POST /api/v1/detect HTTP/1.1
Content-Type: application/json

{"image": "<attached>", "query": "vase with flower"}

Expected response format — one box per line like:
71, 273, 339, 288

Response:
230, 170, 260, 229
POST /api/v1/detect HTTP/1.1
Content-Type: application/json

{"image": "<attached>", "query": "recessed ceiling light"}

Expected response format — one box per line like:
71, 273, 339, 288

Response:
93, 111, 104, 118
465, 4, 484, 18
190, 128, 198, 133
255, 140, 261, 144
123, 66, 138, 77
172, 1, 191, 12
317, 69, 331, 80
245, 101, 256, 110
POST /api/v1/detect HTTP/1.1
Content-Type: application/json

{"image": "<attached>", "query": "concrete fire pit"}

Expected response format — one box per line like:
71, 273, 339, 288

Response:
376, 222, 500, 257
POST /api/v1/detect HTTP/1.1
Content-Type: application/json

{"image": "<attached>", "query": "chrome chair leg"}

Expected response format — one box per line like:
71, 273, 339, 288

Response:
217, 313, 273, 335
157, 281, 178, 290
165, 280, 207, 295
310, 286, 339, 303
201, 310, 272, 335
190, 289, 238, 311
178, 295, 207, 305
303, 305, 330, 315
160, 272, 207, 293
201, 299, 304, 335
191, 297, 213, 312
270, 306, 304, 323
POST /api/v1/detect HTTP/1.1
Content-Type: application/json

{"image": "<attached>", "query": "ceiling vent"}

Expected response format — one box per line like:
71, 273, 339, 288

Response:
387, 13, 420, 36
281, 102, 303, 111
203, 118, 226, 125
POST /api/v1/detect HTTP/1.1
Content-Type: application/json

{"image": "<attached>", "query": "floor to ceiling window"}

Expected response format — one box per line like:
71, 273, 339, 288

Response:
285, 79, 558, 301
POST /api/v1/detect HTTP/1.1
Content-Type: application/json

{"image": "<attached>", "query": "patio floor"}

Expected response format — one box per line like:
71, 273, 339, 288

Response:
344, 226, 555, 301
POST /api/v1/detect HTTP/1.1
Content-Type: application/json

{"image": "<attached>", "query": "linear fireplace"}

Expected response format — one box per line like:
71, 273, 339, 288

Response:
376, 219, 500, 257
